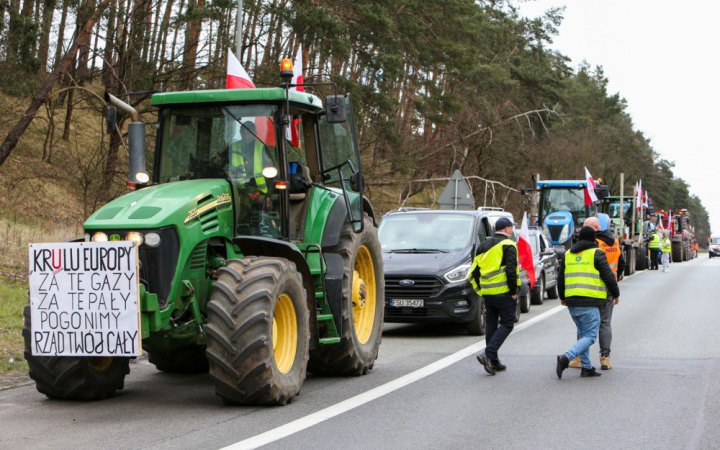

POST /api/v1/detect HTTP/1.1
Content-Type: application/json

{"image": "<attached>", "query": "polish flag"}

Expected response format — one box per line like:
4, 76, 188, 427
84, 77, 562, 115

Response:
226, 49, 255, 89
667, 210, 673, 235
584, 167, 598, 206
636, 181, 643, 211
517, 212, 536, 289
226, 49, 276, 146
286, 46, 304, 147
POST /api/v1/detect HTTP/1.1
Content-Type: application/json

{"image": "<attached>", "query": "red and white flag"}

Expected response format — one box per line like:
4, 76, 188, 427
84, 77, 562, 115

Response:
517, 212, 536, 289
226, 49, 276, 146
667, 210, 673, 234
584, 167, 598, 206
636, 181, 643, 211
226, 49, 255, 89
286, 46, 304, 147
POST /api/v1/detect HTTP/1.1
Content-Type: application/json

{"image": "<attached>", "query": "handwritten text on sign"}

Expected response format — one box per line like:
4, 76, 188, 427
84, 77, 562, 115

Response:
29, 241, 140, 357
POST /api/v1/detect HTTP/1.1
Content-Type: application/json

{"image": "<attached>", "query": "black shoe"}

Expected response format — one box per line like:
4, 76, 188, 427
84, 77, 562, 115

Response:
581, 367, 602, 377
492, 361, 507, 372
556, 355, 569, 379
477, 353, 496, 375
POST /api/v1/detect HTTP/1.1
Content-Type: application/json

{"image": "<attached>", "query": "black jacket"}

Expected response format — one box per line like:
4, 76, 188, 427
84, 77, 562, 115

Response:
596, 229, 626, 277
558, 239, 620, 307
469, 233, 518, 296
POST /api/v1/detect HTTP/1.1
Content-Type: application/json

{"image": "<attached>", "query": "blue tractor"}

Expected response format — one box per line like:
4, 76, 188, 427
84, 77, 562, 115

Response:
537, 180, 610, 248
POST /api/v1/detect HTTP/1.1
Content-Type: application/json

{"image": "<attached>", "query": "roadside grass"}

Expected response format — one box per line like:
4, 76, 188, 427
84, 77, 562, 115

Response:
0, 279, 27, 375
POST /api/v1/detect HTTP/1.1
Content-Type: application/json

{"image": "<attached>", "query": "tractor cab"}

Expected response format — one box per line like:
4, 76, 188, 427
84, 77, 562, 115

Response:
150, 87, 364, 242
536, 179, 610, 247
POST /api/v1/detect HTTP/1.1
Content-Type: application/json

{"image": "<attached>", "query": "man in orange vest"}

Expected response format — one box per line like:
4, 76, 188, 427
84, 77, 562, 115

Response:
568, 216, 625, 370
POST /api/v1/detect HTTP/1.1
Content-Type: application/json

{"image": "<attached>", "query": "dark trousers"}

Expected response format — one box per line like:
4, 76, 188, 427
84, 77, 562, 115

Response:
484, 294, 516, 362
599, 299, 614, 357
650, 248, 661, 269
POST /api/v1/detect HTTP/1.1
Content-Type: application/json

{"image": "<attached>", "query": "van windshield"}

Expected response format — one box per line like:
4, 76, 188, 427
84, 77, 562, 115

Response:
379, 213, 475, 252
712, 237, 720, 245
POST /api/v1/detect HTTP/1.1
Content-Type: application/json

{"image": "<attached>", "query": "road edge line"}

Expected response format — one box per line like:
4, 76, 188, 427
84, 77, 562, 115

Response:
221, 304, 566, 450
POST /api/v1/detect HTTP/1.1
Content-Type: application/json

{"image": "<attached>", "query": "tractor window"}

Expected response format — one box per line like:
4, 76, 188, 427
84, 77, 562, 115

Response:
157, 105, 283, 238
318, 97, 360, 184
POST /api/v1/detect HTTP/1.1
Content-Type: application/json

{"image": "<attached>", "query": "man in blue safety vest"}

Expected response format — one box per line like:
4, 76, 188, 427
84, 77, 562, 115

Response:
467, 217, 520, 376
556, 226, 620, 379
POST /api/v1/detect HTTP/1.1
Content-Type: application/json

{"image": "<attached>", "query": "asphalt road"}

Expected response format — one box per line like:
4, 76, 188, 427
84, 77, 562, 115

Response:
2, 256, 719, 449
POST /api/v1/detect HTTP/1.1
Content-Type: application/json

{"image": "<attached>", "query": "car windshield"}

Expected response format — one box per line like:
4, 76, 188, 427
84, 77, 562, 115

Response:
158, 104, 279, 184
609, 202, 632, 218
712, 237, 720, 245
379, 213, 475, 252
542, 188, 586, 216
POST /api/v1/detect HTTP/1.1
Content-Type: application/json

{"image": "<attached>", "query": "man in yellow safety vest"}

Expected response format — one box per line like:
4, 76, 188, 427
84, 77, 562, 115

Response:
568, 217, 625, 371
468, 217, 520, 376
661, 231, 672, 272
556, 226, 620, 379
648, 229, 661, 270
229, 121, 270, 194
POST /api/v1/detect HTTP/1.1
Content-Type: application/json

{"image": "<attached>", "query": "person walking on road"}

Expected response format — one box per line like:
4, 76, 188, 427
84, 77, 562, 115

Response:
648, 228, 661, 270
568, 217, 625, 371
468, 217, 520, 376
661, 231, 672, 272
556, 226, 620, 379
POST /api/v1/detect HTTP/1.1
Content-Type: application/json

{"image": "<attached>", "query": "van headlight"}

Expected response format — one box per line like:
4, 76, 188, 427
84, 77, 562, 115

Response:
444, 263, 472, 283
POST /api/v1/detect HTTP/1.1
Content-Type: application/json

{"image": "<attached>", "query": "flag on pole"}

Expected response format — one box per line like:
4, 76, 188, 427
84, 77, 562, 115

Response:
286, 46, 304, 147
667, 210, 673, 235
643, 189, 649, 209
226, 49, 255, 89
517, 212, 536, 289
226, 49, 276, 146
636, 181, 643, 211
584, 167, 598, 206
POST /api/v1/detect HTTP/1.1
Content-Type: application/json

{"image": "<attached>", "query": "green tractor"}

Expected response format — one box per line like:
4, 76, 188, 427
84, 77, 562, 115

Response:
22, 61, 384, 405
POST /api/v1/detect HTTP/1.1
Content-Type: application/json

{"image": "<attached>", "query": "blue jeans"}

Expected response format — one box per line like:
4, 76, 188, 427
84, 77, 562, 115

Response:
565, 306, 601, 369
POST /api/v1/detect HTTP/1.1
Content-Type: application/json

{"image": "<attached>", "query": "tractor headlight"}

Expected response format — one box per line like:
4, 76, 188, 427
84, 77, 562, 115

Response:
144, 232, 161, 247
91, 232, 108, 242
444, 263, 472, 283
125, 231, 144, 246
559, 224, 570, 242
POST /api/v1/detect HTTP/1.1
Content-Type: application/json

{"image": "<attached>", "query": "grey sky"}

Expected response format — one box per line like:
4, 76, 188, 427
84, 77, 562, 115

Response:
519, 0, 719, 235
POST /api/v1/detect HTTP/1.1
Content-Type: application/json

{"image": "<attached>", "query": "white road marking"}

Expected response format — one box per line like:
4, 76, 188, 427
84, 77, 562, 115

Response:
220, 305, 567, 450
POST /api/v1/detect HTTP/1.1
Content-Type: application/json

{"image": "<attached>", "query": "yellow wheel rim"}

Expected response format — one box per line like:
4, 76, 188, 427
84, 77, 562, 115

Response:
272, 293, 298, 374
90, 357, 112, 372
352, 245, 377, 345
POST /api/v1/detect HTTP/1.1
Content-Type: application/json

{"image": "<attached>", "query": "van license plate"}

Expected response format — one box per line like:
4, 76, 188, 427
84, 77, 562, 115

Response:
390, 299, 424, 308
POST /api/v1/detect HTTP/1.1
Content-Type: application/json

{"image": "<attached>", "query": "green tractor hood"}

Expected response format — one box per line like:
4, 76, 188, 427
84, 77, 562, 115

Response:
85, 179, 232, 230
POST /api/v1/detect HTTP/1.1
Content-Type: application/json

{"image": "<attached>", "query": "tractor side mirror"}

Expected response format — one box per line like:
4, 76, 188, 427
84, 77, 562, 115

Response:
325, 95, 347, 124
106, 106, 117, 134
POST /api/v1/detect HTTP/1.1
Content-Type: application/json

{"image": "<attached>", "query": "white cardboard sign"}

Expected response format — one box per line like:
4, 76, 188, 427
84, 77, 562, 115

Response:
28, 241, 141, 357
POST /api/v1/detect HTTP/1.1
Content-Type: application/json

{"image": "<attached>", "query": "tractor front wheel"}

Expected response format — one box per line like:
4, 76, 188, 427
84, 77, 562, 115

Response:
206, 257, 309, 406
309, 214, 384, 376
22, 305, 130, 400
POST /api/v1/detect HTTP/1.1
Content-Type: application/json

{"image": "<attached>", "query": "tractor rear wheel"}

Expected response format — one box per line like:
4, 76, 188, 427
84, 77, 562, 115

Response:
148, 345, 209, 373
308, 214, 384, 376
672, 241, 683, 262
206, 257, 309, 406
22, 305, 130, 400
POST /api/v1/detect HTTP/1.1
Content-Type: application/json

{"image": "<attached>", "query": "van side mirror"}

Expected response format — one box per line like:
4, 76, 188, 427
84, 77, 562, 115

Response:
325, 95, 347, 124
106, 106, 117, 133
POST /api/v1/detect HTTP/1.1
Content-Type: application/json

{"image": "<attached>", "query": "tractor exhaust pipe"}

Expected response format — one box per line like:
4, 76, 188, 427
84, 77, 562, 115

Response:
104, 92, 148, 185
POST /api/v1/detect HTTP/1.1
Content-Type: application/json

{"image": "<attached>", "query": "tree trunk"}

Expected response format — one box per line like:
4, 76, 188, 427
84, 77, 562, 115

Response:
157, 0, 175, 69
101, 0, 117, 87
62, 84, 74, 140
36, 0, 56, 73
0, 0, 111, 167
53, 0, 69, 67
181, 0, 204, 88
